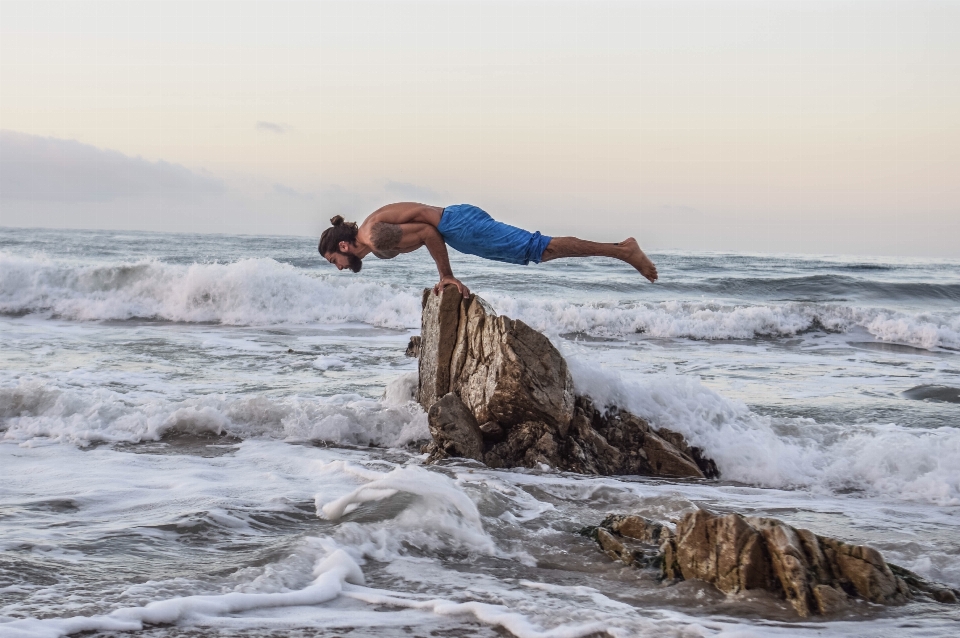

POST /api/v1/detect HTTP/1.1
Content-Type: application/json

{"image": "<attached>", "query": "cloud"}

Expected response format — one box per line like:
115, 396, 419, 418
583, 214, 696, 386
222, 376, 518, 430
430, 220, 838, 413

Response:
0, 132, 381, 236
255, 121, 286, 134
0, 130, 223, 202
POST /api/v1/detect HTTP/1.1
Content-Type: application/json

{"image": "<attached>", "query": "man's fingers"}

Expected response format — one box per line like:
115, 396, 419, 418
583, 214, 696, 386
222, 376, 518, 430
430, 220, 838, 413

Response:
434, 279, 469, 296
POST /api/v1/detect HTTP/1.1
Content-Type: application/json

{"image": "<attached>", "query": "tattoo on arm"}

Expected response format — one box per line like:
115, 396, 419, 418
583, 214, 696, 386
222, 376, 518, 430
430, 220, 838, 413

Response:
371, 222, 403, 251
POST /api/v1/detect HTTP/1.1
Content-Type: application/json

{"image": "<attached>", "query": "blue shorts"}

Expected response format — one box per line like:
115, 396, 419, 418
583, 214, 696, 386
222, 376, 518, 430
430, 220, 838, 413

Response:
437, 204, 552, 265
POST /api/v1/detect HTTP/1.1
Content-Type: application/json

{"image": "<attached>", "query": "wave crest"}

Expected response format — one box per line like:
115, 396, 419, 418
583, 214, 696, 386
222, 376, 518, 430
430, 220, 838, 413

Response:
496, 297, 960, 350
0, 253, 421, 328
2, 253, 958, 349
568, 357, 960, 506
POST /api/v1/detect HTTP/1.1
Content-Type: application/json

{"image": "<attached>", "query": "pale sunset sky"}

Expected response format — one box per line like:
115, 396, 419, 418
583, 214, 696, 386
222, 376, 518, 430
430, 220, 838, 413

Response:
1, 0, 957, 256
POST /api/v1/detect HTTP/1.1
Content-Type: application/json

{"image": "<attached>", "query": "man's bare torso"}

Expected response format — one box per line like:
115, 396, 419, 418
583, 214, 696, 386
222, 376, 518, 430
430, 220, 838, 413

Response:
357, 202, 444, 259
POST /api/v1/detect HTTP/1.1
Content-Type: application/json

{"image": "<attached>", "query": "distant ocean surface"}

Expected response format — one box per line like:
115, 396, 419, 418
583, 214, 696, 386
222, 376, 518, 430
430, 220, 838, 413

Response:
2, 226, 959, 637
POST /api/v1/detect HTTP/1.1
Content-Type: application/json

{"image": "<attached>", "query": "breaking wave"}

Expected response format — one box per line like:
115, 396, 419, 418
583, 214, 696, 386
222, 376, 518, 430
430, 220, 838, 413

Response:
0, 253, 421, 329
4, 366, 959, 506
499, 297, 960, 350
568, 357, 960, 506
2, 252, 959, 349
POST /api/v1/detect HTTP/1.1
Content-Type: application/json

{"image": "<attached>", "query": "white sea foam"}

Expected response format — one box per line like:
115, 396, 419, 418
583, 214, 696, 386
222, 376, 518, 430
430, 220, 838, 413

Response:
0, 378, 429, 448
317, 462, 533, 563
0, 544, 610, 638
341, 588, 612, 638
4, 362, 959, 505
0, 450, 605, 638
2, 424, 957, 637
3, 252, 958, 348
382, 371, 420, 406
493, 296, 960, 350
0, 549, 365, 638
313, 355, 347, 370
0, 253, 421, 328
567, 357, 960, 505
3, 237, 958, 638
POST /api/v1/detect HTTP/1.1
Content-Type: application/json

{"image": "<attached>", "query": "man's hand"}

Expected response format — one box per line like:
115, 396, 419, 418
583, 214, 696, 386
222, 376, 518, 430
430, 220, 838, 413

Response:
433, 275, 470, 297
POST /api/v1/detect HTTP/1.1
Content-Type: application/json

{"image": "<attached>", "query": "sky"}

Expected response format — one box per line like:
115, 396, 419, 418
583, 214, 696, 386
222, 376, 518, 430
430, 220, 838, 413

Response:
0, 0, 958, 256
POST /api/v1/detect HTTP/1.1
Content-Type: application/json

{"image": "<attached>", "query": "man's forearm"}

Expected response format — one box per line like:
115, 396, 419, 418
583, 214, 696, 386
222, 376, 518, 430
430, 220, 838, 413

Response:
419, 226, 469, 296
422, 227, 455, 278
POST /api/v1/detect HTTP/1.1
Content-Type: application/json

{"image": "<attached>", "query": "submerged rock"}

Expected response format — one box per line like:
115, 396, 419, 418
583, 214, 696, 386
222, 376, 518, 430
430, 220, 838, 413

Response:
416, 286, 718, 479
405, 336, 421, 358
594, 509, 959, 617
588, 514, 669, 569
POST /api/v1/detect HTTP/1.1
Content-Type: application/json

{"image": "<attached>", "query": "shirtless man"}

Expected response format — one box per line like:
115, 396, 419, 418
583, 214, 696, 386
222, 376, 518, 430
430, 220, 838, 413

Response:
318, 202, 658, 296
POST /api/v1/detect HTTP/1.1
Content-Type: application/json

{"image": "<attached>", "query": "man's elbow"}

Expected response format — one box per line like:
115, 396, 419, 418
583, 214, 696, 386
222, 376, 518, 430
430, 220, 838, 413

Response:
420, 227, 442, 246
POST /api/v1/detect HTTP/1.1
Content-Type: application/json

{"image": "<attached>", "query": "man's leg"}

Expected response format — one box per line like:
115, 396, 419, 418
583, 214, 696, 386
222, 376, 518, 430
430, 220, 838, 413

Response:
540, 237, 658, 282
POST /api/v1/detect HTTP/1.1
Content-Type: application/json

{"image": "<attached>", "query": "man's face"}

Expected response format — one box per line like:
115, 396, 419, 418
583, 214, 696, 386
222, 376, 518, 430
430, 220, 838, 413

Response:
324, 251, 363, 273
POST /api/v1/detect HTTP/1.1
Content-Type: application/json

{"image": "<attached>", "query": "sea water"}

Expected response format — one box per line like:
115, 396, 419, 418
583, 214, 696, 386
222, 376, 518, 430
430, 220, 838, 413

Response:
1, 226, 959, 637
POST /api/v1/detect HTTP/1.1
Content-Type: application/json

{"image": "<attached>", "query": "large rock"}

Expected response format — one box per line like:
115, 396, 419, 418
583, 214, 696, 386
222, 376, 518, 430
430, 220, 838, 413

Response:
449, 294, 575, 428
665, 510, 772, 596
420, 287, 574, 429
564, 397, 717, 478
668, 511, 913, 616
417, 288, 462, 409
594, 509, 960, 617
426, 393, 484, 463
415, 287, 718, 479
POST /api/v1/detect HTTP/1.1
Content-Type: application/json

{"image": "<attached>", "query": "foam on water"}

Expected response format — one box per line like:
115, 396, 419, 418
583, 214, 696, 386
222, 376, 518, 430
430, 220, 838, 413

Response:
496, 296, 960, 350
3, 252, 959, 348
3, 232, 959, 637
0, 378, 428, 448
317, 462, 528, 563
0, 549, 366, 638
0, 445, 658, 638
3, 353, 959, 505
2, 430, 959, 637
568, 357, 960, 505
0, 253, 421, 328
0, 547, 617, 638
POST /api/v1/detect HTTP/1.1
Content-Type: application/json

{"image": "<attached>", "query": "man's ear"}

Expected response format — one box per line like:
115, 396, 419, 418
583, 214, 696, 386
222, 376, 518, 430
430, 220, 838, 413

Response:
338, 240, 351, 253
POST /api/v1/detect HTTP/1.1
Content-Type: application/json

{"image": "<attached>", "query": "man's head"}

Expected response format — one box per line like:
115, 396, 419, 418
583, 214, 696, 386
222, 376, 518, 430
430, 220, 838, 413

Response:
318, 215, 363, 272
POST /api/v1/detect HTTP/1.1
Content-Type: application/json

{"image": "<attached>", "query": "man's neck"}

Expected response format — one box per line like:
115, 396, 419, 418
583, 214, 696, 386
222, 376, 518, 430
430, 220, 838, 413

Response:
351, 241, 372, 259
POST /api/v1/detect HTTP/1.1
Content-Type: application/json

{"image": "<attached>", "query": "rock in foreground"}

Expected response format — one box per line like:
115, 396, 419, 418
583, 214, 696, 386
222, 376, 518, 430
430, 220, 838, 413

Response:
416, 287, 718, 478
592, 510, 959, 617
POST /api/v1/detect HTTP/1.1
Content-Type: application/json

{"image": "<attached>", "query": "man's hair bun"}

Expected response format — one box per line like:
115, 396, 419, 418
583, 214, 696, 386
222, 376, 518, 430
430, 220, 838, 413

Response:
318, 215, 360, 255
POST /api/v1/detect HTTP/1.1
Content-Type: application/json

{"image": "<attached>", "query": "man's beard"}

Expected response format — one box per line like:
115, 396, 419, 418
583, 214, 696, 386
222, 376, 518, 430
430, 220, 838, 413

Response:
346, 252, 363, 273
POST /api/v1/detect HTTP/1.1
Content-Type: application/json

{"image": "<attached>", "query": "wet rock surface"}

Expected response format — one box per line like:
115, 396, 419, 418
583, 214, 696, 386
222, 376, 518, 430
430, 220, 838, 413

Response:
591, 509, 960, 617
404, 335, 421, 358
426, 392, 484, 463
416, 286, 718, 478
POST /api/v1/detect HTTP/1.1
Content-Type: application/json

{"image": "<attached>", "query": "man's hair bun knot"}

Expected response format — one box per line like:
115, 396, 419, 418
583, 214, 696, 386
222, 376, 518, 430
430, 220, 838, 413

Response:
330, 215, 345, 226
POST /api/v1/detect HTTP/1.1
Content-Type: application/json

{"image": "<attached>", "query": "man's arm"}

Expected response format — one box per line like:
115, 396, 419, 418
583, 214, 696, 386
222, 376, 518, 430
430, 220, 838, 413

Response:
412, 224, 469, 297
417, 224, 470, 297
361, 216, 469, 296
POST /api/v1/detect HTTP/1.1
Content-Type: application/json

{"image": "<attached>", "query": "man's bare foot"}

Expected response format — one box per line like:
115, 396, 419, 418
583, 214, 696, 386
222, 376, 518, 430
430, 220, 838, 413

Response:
619, 238, 658, 282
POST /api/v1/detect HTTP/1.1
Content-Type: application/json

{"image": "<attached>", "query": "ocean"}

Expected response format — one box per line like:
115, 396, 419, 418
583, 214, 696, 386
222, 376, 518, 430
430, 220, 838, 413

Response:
1, 226, 959, 637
